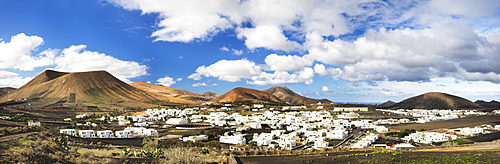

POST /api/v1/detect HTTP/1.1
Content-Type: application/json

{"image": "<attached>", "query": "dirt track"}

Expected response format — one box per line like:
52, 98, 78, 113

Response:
0, 132, 38, 142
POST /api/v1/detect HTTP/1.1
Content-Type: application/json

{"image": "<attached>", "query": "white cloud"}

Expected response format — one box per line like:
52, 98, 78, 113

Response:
264, 54, 313, 71
0, 71, 32, 87
157, 76, 180, 87
321, 86, 332, 92
248, 67, 314, 85
220, 46, 244, 55
0, 33, 54, 71
237, 25, 301, 51
110, 0, 500, 86
54, 45, 148, 83
192, 82, 217, 87
313, 64, 342, 77
188, 59, 262, 82
108, 0, 238, 42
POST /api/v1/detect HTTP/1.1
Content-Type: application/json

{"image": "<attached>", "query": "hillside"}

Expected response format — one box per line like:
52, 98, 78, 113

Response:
130, 82, 211, 104
213, 87, 285, 104
390, 92, 482, 109
0, 70, 168, 108
263, 86, 331, 105
0, 87, 16, 97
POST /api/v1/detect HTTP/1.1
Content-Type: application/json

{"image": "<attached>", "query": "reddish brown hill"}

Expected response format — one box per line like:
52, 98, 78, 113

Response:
263, 86, 332, 105
0, 70, 168, 107
0, 87, 16, 97
19, 70, 68, 89
130, 81, 210, 104
390, 92, 482, 109
213, 87, 285, 104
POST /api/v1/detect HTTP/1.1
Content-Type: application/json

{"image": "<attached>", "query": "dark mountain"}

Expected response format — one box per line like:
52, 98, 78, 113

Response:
390, 92, 482, 109
213, 87, 285, 104
0, 87, 16, 97
380, 100, 397, 107
263, 86, 331, 105
475, 100, 500, 105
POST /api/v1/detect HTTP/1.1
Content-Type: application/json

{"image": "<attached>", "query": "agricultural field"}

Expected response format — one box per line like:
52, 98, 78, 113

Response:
388, 115, 500, 130
236, 150, 500, 164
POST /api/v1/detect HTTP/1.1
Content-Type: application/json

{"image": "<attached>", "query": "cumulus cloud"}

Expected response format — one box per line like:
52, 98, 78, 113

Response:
264, 54, 313, 71
189, 59, 315, 85
248, 67, 314, 85
188, 59, 262, 82
157, 76, 181, 87
0, 33, 150, 86
0, 71, 32, 87
192, 82, 217, 87
54, 45, 148, 83
110, 0, 500, 85
321, 86, 332, 92
0, 33, 54, 71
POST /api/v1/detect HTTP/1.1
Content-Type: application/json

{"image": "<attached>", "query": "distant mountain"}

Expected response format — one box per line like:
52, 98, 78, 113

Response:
0, 70, 167, 108
0, 87, 16, 97
390, 92, 482, 109
380, 100, 397, 107
213, 87, 285, 104
201, 91, 218, 98
475, 100, 500, 106
263, 86, 331, 105
130, 82, 211, 104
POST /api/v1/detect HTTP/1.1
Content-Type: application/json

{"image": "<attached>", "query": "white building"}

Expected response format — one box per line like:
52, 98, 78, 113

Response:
115, 130, 132, 138
278, 134, 296, 150
27, 121, 41, 126
459, 127, 483, 135
165, 118, 189, 125
402, 132, 457, 144
182, 135, 208, 142
97, 130, 115, 138
78, 130, 96, 138
313, 141, 329, 149
142, 129, 159, 137
326, 129, 348, 139
219, 134, 247, 145
60, 129, 77, 137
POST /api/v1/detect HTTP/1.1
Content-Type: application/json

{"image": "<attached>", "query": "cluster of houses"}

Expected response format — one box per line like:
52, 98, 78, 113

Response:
376, 109, 487, 123
59, 127, 158, 138
350, 133, 380, 148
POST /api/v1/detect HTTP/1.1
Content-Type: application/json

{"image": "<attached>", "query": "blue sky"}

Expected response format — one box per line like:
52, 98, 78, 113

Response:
1, 0, 500, 103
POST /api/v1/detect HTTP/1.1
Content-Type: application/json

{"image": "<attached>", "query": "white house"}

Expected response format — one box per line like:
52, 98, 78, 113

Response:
97, 130, 115, 138
124, 127, 146, 134
373, 126, 389, 132
165, 118, 189, 125
27, 121, 41, 126
142, 129, 159, 137
313, 141, 329, 149
253, 133, 273, 146
278, 134, 296, 150
219, 134, 247, 145
459, 127, 483, 135
402, 132, 457, 144
78, 130, 96, 138
115, 130, 132, 138
182, 135, 208, 142
326, 129, 348, 139
60, 129, 77, 137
